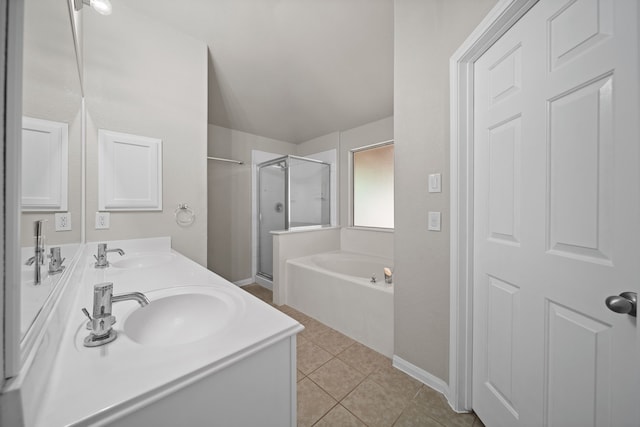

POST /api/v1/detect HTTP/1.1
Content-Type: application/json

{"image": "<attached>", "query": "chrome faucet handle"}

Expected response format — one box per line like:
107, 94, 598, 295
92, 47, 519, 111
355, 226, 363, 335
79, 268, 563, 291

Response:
83, 282, 118, 347
83, 283, 149, 347
48, 247, 65, 274
93, 282, 114, 317
81, 307, 109, 331
81, 308, 94, 330
91, 282, 116, 334
94, 243, 125, 268
34, 220, 45, 244
94, 243, 107, 268
33, 220, 46, 255
29, 220, 47, 285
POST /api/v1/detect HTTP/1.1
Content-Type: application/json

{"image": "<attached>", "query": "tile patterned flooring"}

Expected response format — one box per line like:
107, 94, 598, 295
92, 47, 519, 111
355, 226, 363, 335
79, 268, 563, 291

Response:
241, 284, 485, 427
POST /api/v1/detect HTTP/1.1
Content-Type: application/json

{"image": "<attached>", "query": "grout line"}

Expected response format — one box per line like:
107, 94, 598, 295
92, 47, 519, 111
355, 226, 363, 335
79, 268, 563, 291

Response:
310, 401, 340, 427
341, 403, 370, 427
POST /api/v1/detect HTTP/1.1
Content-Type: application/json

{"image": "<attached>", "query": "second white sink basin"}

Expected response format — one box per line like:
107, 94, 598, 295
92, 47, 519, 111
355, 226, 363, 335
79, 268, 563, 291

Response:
123, 286, 243, 346
111, 253, 176, 269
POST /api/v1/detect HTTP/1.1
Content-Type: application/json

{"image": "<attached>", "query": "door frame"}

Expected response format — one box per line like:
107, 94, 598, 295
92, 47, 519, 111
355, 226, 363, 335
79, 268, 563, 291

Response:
448, 0, 539, 412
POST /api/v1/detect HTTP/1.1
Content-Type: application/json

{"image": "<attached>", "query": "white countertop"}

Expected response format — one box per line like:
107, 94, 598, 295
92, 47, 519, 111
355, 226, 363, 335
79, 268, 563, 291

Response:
34, 238, 302, 427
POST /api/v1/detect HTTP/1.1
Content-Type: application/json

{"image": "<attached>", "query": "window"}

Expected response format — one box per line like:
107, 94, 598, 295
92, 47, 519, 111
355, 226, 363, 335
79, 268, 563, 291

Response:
352, 142, 394, 228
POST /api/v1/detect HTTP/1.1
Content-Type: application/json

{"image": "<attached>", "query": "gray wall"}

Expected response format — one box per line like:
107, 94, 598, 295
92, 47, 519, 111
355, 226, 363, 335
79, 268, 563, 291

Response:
21, 0, 82, 246
208, 125, 296, 282
84, 4, 208, 265
394, 0, 497, 382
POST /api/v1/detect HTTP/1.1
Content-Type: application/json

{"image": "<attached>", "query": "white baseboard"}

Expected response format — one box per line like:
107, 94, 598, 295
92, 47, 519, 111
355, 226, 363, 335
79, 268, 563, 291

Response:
233, 278, 254, 287
254, 275, 273, 290
392, 355, 470, 414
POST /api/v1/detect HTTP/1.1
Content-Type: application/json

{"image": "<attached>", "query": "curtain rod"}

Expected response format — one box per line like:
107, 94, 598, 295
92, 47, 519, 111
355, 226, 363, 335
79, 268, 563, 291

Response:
207, 156, 244, 165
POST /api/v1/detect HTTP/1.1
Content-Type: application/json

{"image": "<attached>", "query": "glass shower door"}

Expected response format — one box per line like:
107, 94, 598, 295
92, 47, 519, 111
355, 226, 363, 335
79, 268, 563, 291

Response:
258, 160, 286, 279
289, 157, 331, 228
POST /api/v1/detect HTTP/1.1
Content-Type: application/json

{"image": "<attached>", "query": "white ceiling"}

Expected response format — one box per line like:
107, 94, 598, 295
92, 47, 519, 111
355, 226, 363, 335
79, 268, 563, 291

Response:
124, 0, 394, 143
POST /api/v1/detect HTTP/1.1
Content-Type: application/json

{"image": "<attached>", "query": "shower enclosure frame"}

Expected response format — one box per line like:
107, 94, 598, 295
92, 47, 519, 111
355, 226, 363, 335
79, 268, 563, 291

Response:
256, 155, 331, 281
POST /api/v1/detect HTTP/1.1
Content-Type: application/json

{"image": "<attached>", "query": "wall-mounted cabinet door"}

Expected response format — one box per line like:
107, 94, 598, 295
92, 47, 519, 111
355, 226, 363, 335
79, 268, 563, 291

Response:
98, 129, 163, 211
21, 116, 68, 211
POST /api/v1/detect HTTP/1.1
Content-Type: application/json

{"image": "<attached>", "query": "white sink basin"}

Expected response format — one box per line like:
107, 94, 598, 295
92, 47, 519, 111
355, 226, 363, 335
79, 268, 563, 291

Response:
122, 286, 242, 346
111, 253, 176, 269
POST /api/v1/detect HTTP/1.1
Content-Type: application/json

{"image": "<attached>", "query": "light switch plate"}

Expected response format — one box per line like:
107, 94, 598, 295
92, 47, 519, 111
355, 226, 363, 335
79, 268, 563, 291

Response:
428, 211, 441, 231
55, 212, 71, 231
95, 212, 110, 229
428, 173, 442, 193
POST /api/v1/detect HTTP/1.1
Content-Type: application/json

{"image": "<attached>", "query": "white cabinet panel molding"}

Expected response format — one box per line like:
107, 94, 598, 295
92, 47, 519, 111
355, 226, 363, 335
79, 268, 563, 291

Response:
21, 116, 69, 212
98, 129, 162, 211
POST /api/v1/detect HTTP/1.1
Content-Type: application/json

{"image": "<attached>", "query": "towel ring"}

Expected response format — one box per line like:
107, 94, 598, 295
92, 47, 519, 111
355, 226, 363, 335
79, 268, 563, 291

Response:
175, 203, 195, 226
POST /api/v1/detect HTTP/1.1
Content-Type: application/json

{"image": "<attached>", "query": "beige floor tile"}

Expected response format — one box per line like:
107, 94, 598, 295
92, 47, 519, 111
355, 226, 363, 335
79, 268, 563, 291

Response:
394, 405, 444, 427
297, 369, 305, 382
299, 316, 332, 341
278, 305, 310, 322
308, 358, 366, 401
472, 415, 486, 427
369, 364, 422, 402
239, 283, 258, 292
313, 327, 356, 355
297, 334, 308, 349
241, 284, 272, 302
297, 339, 333, 375
410, 387, 476, 427
297, 377, 337, 427
342, 379, 409, 427
314, 405, 366, 427
337, 342, 391, 375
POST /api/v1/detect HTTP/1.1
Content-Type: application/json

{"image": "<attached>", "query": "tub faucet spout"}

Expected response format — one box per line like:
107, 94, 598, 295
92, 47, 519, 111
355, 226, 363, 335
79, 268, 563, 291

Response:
384, 268, 393, 284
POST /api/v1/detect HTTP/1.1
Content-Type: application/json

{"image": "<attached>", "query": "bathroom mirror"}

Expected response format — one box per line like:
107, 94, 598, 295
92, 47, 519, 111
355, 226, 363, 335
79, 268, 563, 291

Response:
19, 0, 83, 353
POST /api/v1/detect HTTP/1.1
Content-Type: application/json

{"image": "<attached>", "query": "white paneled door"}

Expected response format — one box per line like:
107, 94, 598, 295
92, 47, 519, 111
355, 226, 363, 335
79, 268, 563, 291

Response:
472, 0, 639, 426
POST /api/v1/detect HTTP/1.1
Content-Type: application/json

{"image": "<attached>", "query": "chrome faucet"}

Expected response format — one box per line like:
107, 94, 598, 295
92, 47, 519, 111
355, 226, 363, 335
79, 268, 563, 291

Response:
48, 246, 65, 275
384, 268, 393, 284
82, 282, 150, 347
94, 243, 125, 268
25, 220, 46, 285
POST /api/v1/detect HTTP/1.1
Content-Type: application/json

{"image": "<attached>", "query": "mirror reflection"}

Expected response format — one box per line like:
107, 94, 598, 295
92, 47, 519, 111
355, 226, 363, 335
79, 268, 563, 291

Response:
20, 0, 82, 340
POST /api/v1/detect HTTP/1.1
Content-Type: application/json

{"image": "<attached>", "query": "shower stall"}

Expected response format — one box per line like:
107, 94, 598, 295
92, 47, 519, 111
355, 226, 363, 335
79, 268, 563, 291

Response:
257, 155, 331, 280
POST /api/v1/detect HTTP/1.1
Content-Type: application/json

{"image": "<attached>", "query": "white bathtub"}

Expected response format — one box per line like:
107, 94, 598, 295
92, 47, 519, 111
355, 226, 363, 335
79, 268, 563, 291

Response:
285, 251, 393, 357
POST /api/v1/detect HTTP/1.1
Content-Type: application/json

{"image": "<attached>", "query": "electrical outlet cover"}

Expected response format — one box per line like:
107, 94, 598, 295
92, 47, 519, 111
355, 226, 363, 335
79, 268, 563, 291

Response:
95, 212, 110, 229
55, 212, 72, 231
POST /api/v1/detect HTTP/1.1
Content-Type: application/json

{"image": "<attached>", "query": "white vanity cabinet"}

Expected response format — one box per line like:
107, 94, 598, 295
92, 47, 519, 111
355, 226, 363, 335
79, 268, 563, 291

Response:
23, 238, 302, 427
105, 337, 297, 427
